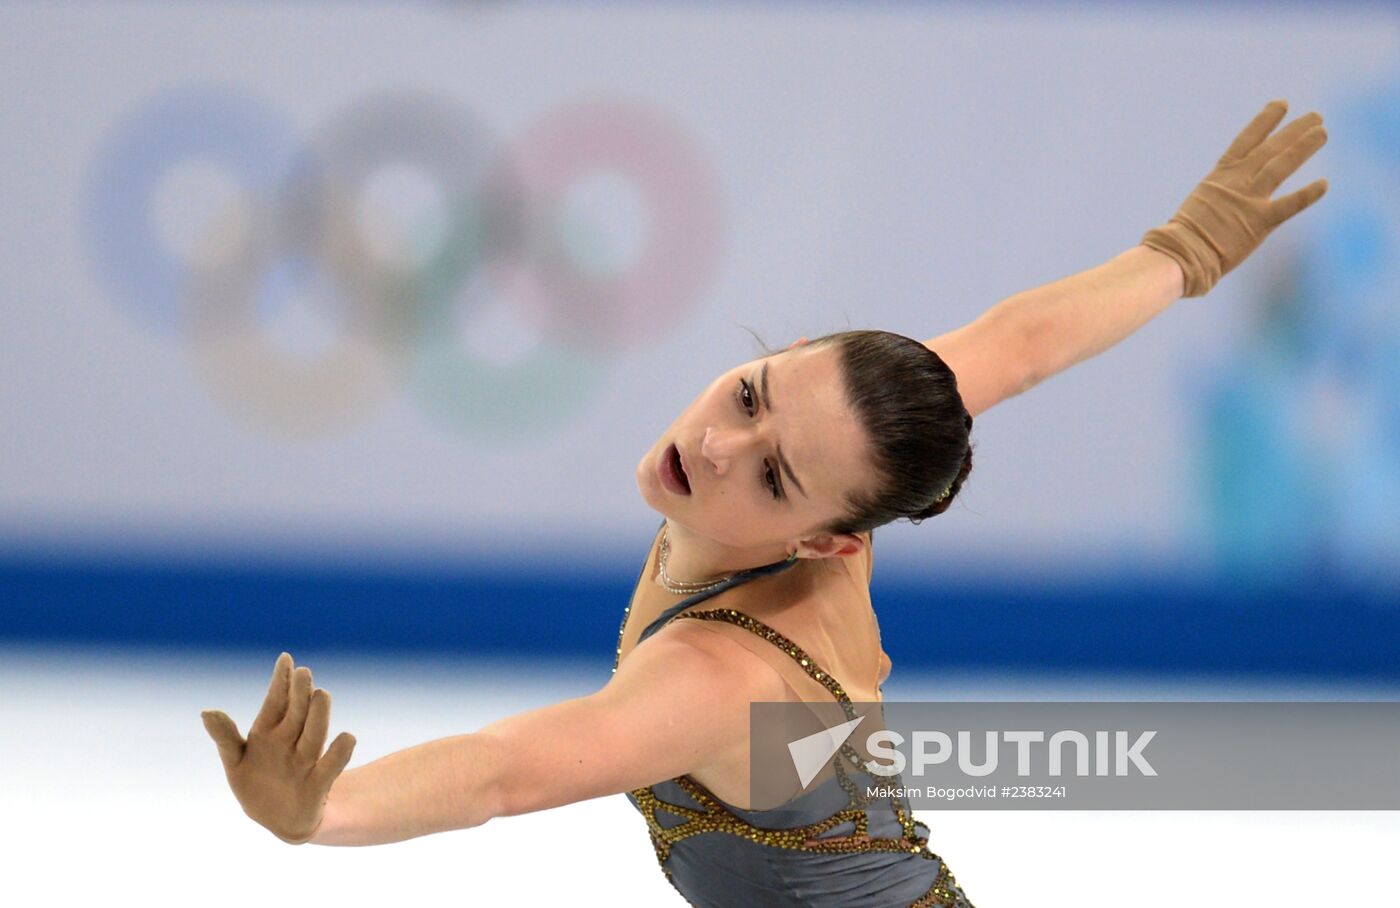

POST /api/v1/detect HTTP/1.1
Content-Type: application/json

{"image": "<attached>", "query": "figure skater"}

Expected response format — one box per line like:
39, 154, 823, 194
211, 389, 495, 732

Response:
201, 99, 1328, 906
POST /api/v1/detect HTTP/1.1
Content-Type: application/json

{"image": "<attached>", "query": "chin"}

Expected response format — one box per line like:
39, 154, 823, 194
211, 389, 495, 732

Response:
634, 457, 651, 501
635, 452, 666, 513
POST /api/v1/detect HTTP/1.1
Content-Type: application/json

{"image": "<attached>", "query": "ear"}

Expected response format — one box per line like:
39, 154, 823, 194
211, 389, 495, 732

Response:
794, 532, 864, 560
785, 337, 809, 351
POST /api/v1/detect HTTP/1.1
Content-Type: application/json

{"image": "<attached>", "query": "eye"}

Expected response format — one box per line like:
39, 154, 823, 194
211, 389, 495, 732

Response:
737, 379, 782, 500
737, 378, 755, 415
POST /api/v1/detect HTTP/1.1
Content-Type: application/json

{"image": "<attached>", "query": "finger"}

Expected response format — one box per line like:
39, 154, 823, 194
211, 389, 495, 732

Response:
251, 652, 293, 734
1220, 99, 1288, 163
201, 709, 247, 772
1270, 177, 1329, 224
281, 665, 314, 735
296, 688, 332, 762
1255, 126, 1327, 196
1252, 111, 1323, 167
310, 731, 357, 791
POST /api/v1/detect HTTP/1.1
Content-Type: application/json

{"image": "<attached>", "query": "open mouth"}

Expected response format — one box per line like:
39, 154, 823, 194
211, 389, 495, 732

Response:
666, 442, 692, 494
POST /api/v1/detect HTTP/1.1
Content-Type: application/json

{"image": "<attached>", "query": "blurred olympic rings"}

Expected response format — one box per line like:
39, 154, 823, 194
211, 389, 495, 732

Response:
82, 85, 725, 439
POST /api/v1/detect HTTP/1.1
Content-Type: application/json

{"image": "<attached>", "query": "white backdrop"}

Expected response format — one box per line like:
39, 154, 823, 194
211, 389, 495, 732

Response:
2, 2, 1396, 581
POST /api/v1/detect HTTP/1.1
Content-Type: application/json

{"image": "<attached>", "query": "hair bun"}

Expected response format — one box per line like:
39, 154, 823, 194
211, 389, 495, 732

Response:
811, 329, 975, 535
908, 438, 974, 525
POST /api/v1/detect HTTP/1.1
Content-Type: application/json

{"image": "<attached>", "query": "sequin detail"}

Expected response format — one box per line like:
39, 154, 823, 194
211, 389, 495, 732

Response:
613, 604, 975, 907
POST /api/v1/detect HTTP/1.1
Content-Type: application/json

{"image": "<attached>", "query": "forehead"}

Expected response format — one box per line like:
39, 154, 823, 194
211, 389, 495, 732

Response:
746, 344, 871, 507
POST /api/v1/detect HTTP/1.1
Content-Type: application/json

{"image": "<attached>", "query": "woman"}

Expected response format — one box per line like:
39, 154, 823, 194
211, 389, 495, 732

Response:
201, 99, 1328, 906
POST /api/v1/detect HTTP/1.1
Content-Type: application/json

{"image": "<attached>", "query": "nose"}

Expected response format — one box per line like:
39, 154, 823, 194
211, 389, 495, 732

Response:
701, 425, 752, 477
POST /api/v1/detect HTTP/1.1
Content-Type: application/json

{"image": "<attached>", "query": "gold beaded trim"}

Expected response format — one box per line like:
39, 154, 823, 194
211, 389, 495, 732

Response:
911, 860, 975, 907
675, 607, 921, 840
610, 600, 632, 675
617, 605, 975, 906
678, 608, 854, 701
629, 774, 973, 907
632, 774, 883, 863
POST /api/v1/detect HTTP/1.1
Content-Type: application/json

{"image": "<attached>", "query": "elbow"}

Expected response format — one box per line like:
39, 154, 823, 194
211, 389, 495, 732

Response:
1002, 309, 1050, 402
972, 307, 1046, 414
462, 731, 513, 827
1011, 360, 1042, 399
1011, 316, 1047, 396
472, 727, 586, 822
973, 364, 1039, 417
971, 329, 1043, 416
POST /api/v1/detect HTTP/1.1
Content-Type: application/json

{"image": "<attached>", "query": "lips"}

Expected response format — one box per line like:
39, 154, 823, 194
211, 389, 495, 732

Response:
675, 445, 692, 490
659, 442, 692, 495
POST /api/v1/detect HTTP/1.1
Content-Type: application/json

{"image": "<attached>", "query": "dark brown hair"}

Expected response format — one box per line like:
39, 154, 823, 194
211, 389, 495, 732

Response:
750, 328, 974, 536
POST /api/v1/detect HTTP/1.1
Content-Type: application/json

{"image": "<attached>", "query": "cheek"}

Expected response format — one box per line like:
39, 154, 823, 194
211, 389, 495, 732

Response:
707, 511, 768, 547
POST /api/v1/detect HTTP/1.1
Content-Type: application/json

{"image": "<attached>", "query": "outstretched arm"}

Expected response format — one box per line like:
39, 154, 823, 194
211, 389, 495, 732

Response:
203, 631, 785, 846
925, 99, 1327, 419
306, 623, 787, 846
924, 245, 1183, 418
922, 245, 1183, 417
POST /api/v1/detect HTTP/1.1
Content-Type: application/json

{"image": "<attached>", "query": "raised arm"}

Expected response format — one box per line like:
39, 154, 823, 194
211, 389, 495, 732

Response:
923, 245, 1184, 418
925, 99, 1327, 419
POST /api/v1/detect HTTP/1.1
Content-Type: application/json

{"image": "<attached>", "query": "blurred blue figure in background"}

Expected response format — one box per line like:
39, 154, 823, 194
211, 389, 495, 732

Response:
1194, 69, 1400, 589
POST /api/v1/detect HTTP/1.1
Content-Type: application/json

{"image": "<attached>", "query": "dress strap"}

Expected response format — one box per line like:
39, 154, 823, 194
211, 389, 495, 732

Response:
629, 578, 939, 868
674, 607, 887, 825
638, 544, 799, 645
674, 607, 851, 707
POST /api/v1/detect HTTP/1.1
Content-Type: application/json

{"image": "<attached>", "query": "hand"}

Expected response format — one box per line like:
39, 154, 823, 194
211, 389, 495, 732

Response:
201, 652, 357, 844
1141, 98, 1329, 298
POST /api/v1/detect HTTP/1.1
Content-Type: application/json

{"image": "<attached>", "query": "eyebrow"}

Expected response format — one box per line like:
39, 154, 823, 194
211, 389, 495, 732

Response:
760, 361, 808, 499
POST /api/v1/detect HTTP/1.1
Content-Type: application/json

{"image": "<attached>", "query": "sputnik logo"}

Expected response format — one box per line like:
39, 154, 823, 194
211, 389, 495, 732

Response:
787, 715, 866, 788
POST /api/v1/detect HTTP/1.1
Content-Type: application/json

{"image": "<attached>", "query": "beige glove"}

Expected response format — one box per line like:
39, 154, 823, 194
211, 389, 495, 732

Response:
201, 652, 357, 844
1141, 99, 1329, 297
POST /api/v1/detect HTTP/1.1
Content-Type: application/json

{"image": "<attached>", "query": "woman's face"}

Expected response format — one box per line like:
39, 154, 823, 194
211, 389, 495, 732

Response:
635, 340, 873, 552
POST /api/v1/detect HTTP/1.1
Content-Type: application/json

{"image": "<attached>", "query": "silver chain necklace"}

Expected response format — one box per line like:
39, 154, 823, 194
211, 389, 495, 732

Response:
657, 524, 800, 595
656, 524, 732, 594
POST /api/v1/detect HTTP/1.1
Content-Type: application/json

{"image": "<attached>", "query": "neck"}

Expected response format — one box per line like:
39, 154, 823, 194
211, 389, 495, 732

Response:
658, 519, 795, 588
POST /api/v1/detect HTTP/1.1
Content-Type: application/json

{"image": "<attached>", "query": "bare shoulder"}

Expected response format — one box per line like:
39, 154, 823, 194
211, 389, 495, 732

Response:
479, 614, 797, 820
615, 617, 794, 707
597, 615, 796, 780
